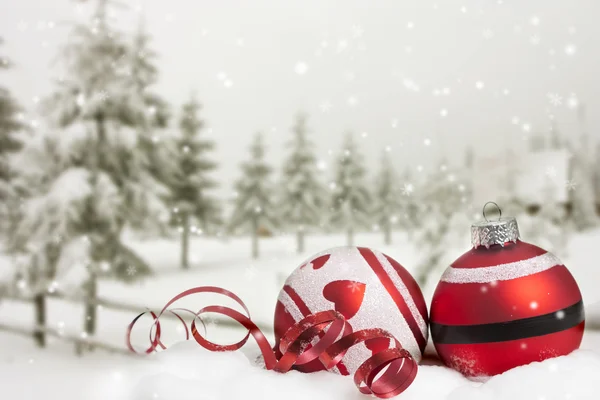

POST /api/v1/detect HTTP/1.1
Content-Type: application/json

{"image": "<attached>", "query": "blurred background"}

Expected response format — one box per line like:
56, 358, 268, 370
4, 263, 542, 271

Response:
0, 0, 599, 398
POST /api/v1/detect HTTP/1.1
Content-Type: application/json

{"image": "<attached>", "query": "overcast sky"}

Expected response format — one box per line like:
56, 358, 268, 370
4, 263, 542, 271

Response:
1, 0, 599, 190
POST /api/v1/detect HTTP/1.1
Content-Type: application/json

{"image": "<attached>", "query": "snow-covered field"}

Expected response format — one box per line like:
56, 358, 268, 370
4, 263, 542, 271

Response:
1, 230, 600, 399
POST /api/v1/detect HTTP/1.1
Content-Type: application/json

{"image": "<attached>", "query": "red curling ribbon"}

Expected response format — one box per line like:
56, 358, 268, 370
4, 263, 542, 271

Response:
126, 286, 418, 398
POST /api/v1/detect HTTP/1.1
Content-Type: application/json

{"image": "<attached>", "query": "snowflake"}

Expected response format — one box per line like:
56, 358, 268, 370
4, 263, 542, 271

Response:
126, 265, 137, 276
402, 78, 420, 92
347, 281, 363, 293
547, 92, 562, 106
483, 29, 493, 39
98, 90, 110, 102
347, 96, 358, 106
565, 180, 577, 191
294, 62, 309, 75
352, 25, 364, 38
337, 39, 349, 52
319, 101, 332, 112
530, 35, 541, 45
565, 44, 576, 55
402, 183, 414, 196
545, 166, 557, 178
567, 94, 578, 109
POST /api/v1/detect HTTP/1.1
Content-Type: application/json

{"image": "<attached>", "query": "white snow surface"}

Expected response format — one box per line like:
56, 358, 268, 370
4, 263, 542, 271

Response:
1, 230, 599, 399
1, 331, 599, 400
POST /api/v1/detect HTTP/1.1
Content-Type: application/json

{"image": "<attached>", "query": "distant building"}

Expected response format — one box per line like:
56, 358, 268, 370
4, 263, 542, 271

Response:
472, 110, 597, 217
472, 149, 569, 213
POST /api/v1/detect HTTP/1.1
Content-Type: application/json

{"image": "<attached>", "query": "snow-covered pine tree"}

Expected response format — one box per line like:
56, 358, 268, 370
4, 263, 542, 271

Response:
168, 94, 220, 269
279, 113, 323, 253
414, 162, 471, 287
8, 133, 107, 347
399, 167, 421, 239
569, 105, 598, 230
12, 0, 162, 343
330, 133, 371, 246
129, 19, 175, 206
0, 37, 24, 233
373, 150, 402, 245
595, 143, 600, 215
230, 133, 277, 259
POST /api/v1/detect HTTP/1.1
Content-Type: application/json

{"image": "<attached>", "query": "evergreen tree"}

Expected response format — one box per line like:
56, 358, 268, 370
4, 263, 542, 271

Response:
595, 143, 600, 215
279, 113, 323, 253
399, 167, 422, 239
13, 0, 161, 344
549, 120, 562, 150
330, 133, 371, 246
569, 105, 598, 230
128, 17, 172, 187
414, 162, 471, 286
0, 37, 24, 232
230, 133, 277, 259
373, 150, 402, 245
168, 95, 220, 268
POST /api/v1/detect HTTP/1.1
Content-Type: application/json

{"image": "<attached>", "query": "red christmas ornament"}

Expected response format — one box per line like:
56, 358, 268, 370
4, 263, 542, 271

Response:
430, 203, 585, 377
274, 246, 429, 376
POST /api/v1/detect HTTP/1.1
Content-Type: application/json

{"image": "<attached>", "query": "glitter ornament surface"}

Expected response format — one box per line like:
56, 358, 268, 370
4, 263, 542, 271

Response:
431, 238, 585, 378
273, 246, 428, 376
441, 251, 562, 283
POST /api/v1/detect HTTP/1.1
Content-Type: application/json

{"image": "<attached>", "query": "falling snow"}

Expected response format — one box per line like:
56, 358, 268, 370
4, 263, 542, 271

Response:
547, 92, 562, 106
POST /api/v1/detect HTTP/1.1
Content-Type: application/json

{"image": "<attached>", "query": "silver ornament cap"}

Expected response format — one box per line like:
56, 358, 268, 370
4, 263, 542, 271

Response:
471, 202, 520, 248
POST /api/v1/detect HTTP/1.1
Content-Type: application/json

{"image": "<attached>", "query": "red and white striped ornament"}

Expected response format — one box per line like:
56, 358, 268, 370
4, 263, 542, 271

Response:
430, 204, 585, 377
273, 246, 429, 376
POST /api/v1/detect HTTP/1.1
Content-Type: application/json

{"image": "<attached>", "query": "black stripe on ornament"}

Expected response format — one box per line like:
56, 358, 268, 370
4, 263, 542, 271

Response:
430, 300, 585, 344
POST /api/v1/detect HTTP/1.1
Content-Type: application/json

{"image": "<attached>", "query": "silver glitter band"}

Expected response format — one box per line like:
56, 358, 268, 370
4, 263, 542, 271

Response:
441, 252, 563, 284
471, 217, 520, 248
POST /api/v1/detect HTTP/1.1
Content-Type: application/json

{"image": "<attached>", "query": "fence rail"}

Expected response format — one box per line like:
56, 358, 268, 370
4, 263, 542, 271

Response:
0, 289, 272, 356
2, 290, 598, 357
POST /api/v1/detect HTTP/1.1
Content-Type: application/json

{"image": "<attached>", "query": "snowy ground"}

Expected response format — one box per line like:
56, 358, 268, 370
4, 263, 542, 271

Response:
1, 230, 600, 399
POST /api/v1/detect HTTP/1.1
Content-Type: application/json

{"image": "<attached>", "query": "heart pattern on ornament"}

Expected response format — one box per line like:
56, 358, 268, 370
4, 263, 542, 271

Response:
365, 337, 390, 355
322, 280, 366, 320
300, 254, 331, 270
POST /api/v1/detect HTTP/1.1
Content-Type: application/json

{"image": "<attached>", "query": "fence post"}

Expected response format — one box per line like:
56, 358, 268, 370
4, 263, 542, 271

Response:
83, 271, 97, 351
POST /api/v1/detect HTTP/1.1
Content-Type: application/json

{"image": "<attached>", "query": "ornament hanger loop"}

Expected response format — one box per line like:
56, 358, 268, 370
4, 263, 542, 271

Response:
482, 201, 502, 222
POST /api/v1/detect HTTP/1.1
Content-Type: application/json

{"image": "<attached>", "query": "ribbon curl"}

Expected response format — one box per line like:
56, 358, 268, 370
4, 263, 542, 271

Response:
126, 286, 417, 398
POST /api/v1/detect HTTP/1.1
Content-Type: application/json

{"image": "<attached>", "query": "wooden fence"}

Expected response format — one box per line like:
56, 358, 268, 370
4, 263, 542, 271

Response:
2, 291, 598, 357
0, 290, 272, 357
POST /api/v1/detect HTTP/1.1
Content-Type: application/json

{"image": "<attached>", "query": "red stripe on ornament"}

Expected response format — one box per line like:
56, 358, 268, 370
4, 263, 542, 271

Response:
283, 285, 312, 317
358, 247, 428, 353
451, 240, 547, 269
282, 285, 350, 376
431, 265, 583, 325
384, 255, 429, 322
